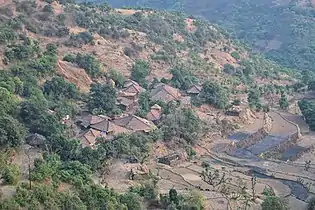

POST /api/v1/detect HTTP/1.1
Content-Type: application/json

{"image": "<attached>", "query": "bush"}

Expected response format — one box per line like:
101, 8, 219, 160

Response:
0, 114, 26, 148
88, 83, 119, 115
261, 196, 288, 210
170, 65, 198, 90
199, 81, 229, 109
131, 60, 150, 87
161, 108, 202, 145
1, 165, 20, 185
107, 69, 125, 87
231, 51, 241, 60
43, 76, 78, 99
308, 197, 315, 210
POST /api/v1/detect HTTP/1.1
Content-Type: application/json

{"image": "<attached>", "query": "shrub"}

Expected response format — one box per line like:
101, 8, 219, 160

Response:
199, 81, 229, 109
1, 165, 20, 185
231, 51, 241, 60
131, 60, 150, 87
261, 196, 288, 210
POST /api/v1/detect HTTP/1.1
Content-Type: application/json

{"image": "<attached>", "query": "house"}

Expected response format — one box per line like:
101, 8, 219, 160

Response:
76, 114, 110, 128
150, 83, 181, 103
146, 104, 162, 122
187, 84, 202, 95
79, 128, 104, 148
113, 114, 156, 132
90, 118, 130, 136
158, 152, 186, 166
119, 80, 145, 101
116, 96, 135, 112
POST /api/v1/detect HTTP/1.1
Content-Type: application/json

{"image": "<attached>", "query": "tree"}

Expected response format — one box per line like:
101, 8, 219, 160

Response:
261, 196, 288, 210
279, 93, 289, 110
161, 108, 202, 144
88, 83, 119, 115
298, 99, 315, 131
120, 192, 143, 210
307, 197, 315, 210
0, 115, 26, 148
248, 89, 261, 110
107, 69, 125, 88
1, 164, 20, 185
0, 87, 18, 115
43, 76, 78, 99
199, 81, 229, 109
170, 65, 198, 90
131, 60, 150, 87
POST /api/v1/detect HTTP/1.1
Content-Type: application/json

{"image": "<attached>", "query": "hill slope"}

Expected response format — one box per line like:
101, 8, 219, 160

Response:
0, 1, 301, 209
106, 0, 315, 72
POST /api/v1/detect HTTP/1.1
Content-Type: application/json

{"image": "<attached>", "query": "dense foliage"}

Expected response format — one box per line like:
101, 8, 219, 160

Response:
199, 81, 229, 109
298, 99, 315, 131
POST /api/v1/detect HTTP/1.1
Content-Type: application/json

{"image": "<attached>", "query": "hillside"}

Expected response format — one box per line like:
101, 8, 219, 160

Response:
106, 0, 315, 73
0, 1, 308, 210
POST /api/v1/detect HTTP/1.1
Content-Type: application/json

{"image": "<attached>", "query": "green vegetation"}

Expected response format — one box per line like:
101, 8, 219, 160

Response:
43, 76, 79, 100
248, 89, 262, 111
63, 53, 102, 78
199, 81, 229, 109
0, 115, 26, 148
279, 92, 289, 110
261, 196, 288, 210
107, 69, 126, 88
161, 108, 202, 145
88, 83, 119, 115
170, 64, 198, 90
131, 60, 150, 87
299, 99, 315, 131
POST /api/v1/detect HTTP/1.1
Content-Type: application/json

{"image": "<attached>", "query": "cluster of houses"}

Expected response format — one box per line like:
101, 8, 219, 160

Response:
75, 80, 204, 148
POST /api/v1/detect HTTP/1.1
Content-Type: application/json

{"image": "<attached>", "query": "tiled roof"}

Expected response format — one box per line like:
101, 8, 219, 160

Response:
150, 83, 181, 103
113, 114, 156, 132
90, 119, 130, 134
187, 85, 202, 94
79, 128, 102, 147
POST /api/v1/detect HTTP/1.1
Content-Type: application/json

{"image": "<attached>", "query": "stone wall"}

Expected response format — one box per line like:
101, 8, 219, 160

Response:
236, 113, 272, 149
263, 132, 300, 159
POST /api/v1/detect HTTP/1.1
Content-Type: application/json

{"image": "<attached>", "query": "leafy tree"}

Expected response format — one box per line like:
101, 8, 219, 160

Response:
307, 197, 315, 210
131, 60, 150, 87
88, 83, 119, 115
20, 98, 64, 137
0, 26, 17, 44
223, 63, 235, 74
0, 115, 26, 148
161, 108, 202, 144
170, 65, 198, 90
279, 93, 289, 110
1, 164, 20, 185
66, 53, 102, 78
43, 76, 78, 99
199, 81, 229, 109
129, 181, 158, 200
299, 99, 315, 131
107, 69, 125, 88
261, 196, 288, 210
231, 51, 241, 60
137, 92, 150, 117
0, 87, 18, 115
120, 192, 143, 210
248, 89, 261, 110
